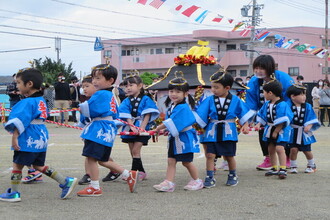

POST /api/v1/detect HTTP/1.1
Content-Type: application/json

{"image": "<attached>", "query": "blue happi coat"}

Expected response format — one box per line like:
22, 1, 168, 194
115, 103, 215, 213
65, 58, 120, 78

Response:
286, 101, 320, 145
194, 94, 255, 142
163, 102, 199, 155
246, 70, 293, 112
119, 95, 159, 139
257, 100, 293, 143
5, 96, 49, 152
79, 90, 119, 147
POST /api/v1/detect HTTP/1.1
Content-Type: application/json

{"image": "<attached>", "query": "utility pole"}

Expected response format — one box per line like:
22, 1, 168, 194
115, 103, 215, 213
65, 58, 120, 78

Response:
55, 37, 61, 63
118, 43, 123, 81
325, 0, 328, 80
241, 0, 264, 76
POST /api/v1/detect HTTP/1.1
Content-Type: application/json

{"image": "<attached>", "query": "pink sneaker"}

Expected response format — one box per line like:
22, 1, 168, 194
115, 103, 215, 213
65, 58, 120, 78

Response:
153, 180, 175, 192
286, 157, 291, 169
256, 157, 272, 170
184, 179, 204, 191
138, 171, 147, 181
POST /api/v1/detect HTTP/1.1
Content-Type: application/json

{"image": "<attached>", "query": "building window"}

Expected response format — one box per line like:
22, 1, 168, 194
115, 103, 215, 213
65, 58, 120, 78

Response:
121, 50, 126, 56
227, 70, 237, 77
288, 67, 299, 76
240, 70, 248, 77
322, 39, 330, 46
156, 48, 163, 54
240, 44, 248, 50
150, 49, 154, 54
178, 47, 182, 53
226, 44, 236, 51
218, 44, 220, 53
322, 67, 330, 74
104, 50, 112, 58
268, 41, 272, 48
165, 48, 174, 54
136, 49, 139, 55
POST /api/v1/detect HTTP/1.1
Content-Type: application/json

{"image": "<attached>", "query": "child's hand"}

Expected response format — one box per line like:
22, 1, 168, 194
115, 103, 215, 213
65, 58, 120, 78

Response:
12, 136, 20, 151
254, 123, 261, 131
304, 124, 313, 133
241, 123, 250, 134
130, 126, 139, 134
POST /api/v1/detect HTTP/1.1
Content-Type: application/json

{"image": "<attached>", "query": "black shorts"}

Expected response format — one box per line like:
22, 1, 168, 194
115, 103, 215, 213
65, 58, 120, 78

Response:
205, 141, 237, 157
82, 139, 112, 162
13, 151, 46, 166
287, 144, 312, 152
168, 137, 193, 162
122, 136, 150, 146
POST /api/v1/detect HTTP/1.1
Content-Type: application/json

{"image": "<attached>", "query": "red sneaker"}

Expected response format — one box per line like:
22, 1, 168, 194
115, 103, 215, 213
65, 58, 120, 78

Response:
77, 186, 102, 197
127, 170, 139, 193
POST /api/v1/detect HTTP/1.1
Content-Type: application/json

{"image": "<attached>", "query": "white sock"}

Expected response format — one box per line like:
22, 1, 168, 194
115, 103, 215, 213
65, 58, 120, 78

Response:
307, 159, 315, 167
90, 180, 100, 189
121, 169, 130, 180
290, 160, 297, 168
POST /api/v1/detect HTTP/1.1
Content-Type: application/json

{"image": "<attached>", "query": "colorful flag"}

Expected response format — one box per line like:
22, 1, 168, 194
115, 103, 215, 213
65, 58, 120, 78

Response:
231, 22, 244, 32
281, 39, 296, 49
172, 2, 186, 14
239, 26, 253, 37
212, 14, 223, 23
316, 49, 327, 58
149, 0, 166, 9
227, 18, 234, 24
257, 31, 270, 42
296, 44, 310, 52
254, 28, 265, 40
182, 5, 200, 17
194, 10, 209, 23
303, 46, 316, 53
289, 40, 300, 49
311, 48, 324, 55
137, 0, 148, 5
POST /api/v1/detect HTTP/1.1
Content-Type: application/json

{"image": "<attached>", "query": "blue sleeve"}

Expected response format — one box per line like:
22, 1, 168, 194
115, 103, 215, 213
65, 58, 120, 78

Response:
141, 96, 159, 122
276, 70, 294, 101
304, 103, 320, 131
194, 96, 211, 128
256, 102, 268, 125
118, 98, 132, 119
245, 77, 259, 111
235, 98, 255, 125
274, 102, 293, 127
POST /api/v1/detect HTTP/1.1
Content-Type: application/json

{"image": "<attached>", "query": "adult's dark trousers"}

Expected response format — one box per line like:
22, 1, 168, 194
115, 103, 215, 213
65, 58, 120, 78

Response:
320, 105, 330, 125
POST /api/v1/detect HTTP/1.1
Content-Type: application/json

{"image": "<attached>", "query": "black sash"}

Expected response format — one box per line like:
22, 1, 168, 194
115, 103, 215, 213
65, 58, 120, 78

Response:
214, 93, 232, 121
266, 99, 283, 123
291, 102, 306, 126
258, 79, 265, 109
129, 93, 144, 117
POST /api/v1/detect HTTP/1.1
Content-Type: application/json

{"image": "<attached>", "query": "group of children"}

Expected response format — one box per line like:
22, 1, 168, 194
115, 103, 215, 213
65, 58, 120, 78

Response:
0, 63, 320, 202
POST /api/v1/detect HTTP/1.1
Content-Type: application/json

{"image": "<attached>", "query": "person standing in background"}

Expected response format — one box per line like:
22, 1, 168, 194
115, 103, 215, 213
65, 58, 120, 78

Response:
54, 74, 71, 125
70, 76, 80, 123
319, 79, 330, 127
6, 74, 21, 108
311, 79, 323, 120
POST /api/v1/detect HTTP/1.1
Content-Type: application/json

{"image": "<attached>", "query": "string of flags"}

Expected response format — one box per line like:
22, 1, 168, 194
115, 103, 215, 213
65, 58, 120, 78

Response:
127, 0, 329, 61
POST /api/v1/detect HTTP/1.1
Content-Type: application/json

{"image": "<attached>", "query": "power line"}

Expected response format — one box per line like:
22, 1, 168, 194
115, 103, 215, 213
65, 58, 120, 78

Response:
273, 0, 324, 16
0, 47, 51, 53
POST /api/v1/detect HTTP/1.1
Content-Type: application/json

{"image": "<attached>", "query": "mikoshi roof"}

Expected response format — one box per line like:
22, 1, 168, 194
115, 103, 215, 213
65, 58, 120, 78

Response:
146, 63, 247, 91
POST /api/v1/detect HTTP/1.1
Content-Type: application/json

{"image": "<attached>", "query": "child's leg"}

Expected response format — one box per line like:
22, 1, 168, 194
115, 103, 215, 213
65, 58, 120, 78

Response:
303, 151, 314, 160
11, 163, 24, 192
130, 142, 145, 173
289, 147, 299, 168
206, 153, 216, 178
224, 156, 236, 172
303, 151, 316, 170
34, 165, 67, 185
276, 145, 286, 169
182, 162, 198, 180
165, 158, 177, 182
268, 143, 277, 169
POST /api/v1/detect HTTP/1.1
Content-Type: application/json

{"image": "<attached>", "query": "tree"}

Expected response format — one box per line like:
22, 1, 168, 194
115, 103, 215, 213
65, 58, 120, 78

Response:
140, 72, 159, 85
31, 57, 76, 84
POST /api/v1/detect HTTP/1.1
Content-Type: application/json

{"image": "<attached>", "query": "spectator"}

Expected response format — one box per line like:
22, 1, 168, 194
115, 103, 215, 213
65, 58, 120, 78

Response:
311, 79, 323, 119
296, 75, 304, 85
54, 74, 71, 125
319, 79, 330, 126
245, 76, 251, 85
6, 74, 21, 108
43, 83, 55, 110
69, 76, 80, 123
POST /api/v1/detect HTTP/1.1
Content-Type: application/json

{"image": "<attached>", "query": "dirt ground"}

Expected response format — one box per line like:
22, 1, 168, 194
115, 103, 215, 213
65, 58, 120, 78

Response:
0, 124, 330, 220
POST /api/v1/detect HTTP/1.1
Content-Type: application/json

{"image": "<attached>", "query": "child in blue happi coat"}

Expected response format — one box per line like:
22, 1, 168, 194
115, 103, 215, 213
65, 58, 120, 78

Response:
195, 70, 254, 187
119, 74, 159, 181
152, 72, 203, 192
0, 68, 77, 202
286, 84, 320, 174
76, 64, 138, 197
255, 80, 293, 179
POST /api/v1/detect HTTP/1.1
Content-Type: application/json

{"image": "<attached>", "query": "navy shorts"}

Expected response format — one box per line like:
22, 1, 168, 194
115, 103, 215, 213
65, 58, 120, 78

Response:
168, 138, 193, 162
287, 144, 311, 152
82, 139, 112, 162
205, 141, 237, 157
122, 136, 150, 146
13, 151, 46, 166
266, 140, 287, 147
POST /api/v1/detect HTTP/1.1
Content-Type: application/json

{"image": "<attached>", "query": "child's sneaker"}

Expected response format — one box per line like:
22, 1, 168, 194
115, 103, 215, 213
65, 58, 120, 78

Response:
0, 188, 21, 203
218, 160, 229, 171
290, 167, 298, 174
184, 179, 203, 191
126, 170, 138, 193
59, 177, 78, 199
138, 171, 147, 181
286, 158, 291, 169
305, 166, 317, 173
102, 172, 121, 182
21, 169, 42, 183
278, 169, 287, 179
77, 186, 102, 197
153, 180, 175, 192
226, 174, 238, 186
34, 176, 43, 183
78, 174, 91, 185
256, 157, 272, 170
265, 168, 278, 176
203, 176, 216, 188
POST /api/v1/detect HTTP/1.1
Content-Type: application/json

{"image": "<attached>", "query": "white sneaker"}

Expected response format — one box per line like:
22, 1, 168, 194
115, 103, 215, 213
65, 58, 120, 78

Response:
184, 179, 204, 191
218, 160, 229, 171
290, 167, 298, 174
304, 167, 316, 173
153, 180, 175, 192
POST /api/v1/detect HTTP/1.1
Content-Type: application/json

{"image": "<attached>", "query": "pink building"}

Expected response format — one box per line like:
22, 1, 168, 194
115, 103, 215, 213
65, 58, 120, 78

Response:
102, 26, 329, 82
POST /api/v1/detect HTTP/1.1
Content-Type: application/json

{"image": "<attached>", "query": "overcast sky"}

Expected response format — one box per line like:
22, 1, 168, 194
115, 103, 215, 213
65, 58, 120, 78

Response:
0, 0, 326, 77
